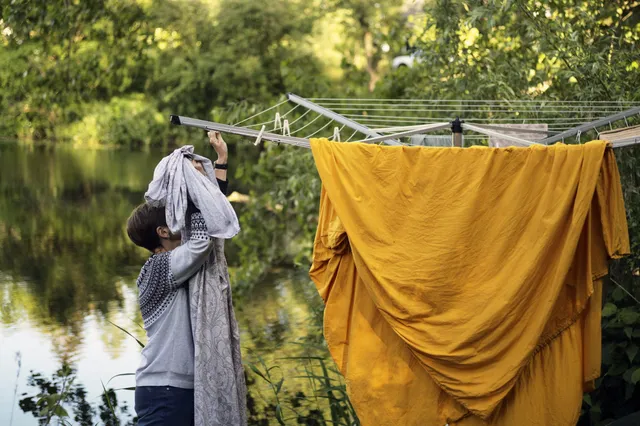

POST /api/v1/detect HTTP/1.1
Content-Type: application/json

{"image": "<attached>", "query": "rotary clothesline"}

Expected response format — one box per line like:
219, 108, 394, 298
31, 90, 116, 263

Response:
289, 94, 640, 142
170, 93, 640, 149
170, 95, 640, 304
242, 97, 640, 132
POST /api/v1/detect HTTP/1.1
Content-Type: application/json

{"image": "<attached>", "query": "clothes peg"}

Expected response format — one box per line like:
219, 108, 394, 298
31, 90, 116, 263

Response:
576, 130, 582, 144
608, 121, 613, 131
282, 119, 291, 136
624, 117, 629, 127
273, 112, 282, 131
333, 127, 341, 142
254, 125, 266, 146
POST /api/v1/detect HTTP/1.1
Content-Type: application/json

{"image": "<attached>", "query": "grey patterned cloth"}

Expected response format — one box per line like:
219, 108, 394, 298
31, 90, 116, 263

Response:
189, 238, 247, 426
145, 146, 247, 426
145, 145, 240, 239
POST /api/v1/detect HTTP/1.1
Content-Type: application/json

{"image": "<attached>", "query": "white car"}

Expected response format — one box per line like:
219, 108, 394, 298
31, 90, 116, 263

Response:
391, 50, 423, 69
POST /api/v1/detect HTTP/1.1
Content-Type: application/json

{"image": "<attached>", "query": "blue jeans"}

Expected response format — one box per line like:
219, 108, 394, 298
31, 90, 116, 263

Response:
135, 386, 194, 426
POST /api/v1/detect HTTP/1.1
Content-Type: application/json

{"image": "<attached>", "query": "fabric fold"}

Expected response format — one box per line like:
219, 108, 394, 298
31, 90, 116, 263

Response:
145, 145, 240, 239
189, 238, 247, 426
309, 139, 629, 425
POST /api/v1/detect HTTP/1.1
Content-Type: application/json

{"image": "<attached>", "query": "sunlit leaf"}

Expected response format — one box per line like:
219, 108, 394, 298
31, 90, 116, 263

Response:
602, 303, 618, 317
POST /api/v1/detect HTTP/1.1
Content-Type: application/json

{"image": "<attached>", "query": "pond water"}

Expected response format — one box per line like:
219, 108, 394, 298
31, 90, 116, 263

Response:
0, 143, 330, 425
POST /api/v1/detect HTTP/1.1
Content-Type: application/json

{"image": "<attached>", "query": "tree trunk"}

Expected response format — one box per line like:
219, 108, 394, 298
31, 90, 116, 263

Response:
364, 30, 379, 92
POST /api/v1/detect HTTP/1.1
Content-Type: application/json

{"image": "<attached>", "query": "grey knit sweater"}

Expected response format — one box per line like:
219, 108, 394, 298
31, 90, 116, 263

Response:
135, 180, 228, 389
135, 209, 211, 388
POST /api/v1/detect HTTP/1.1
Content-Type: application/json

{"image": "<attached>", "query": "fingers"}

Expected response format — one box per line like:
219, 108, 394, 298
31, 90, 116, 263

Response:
207, 131, 225, 144
215, 131, 225, 144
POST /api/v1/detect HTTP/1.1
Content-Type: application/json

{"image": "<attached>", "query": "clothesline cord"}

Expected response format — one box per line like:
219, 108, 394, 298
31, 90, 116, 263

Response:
315, 103, 639, 111
345, 128, 361, 142
233, 99, 289, 126
305, 119, 335, 139
286, 109, 312, 128
611, 278, 640, 305
315, 100, 640, 106
342, 114, 610, 122
316, 106, 636, 114
282, 104, 300, 118
308, 98, 640, 105
289, 113, 324, 135
244, 104, 301, 129
344, 117, 603, 125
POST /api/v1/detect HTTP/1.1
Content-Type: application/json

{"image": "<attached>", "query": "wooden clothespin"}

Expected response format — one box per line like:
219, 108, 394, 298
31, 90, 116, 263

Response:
273, 112, 282, 131
254, 125, 266, 146
333, 127, 341, 142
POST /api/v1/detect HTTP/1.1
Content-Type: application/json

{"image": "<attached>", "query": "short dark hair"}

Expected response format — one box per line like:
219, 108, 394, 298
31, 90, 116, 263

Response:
126, 203, 167, 253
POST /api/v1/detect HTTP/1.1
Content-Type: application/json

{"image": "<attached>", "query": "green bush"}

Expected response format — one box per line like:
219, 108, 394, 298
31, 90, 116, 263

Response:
55, 95, 167, 149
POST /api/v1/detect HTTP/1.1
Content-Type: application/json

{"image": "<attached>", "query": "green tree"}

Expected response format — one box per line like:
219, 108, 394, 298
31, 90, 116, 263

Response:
328, 0, 406, 92
0, 0, 152, 139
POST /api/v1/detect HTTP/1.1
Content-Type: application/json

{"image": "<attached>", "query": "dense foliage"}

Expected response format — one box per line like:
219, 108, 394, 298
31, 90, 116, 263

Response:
2, 0, 639, 424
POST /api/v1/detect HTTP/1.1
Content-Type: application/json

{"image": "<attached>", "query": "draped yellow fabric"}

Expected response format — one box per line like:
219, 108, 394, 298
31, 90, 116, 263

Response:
309, 139, 630, 426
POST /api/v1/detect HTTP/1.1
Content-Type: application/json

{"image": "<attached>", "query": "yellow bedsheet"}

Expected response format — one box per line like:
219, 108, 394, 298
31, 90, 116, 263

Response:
309, 139, 629, 426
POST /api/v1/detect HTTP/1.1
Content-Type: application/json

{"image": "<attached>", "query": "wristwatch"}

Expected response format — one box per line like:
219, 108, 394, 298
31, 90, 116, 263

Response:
214, 162, 228, 170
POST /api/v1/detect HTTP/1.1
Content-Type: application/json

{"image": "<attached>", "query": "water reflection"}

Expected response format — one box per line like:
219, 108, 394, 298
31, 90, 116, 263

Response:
18, 363, 135, 426
0, 144, 158, 331
0, 143, 332, 425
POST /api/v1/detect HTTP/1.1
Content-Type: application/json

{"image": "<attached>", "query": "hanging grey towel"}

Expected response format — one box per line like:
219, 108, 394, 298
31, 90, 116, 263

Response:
145, 145, 247, 426
190, 238, 247, 426
145, 145, 240, 239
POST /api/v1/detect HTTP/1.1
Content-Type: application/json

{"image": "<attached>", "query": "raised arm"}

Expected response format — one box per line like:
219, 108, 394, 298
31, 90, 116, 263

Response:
169, 133, 231, 284
209, 131, 228, 191
169, 207, 213, 286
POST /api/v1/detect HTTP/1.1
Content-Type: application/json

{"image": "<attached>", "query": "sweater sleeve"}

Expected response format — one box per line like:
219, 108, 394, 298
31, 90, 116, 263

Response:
169, 210, 214, 286
217, 178, 228, 195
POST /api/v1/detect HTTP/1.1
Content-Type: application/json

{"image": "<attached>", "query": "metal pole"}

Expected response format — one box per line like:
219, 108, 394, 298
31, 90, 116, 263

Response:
356, 123, 451, 144
541, 106, 640, 145
287, 93, 400, 145
470, 123, 559, 136
451, 117, 463, 147
462, 123, 541, 146
170, 115, 312, 148
612, 136, 640, 148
